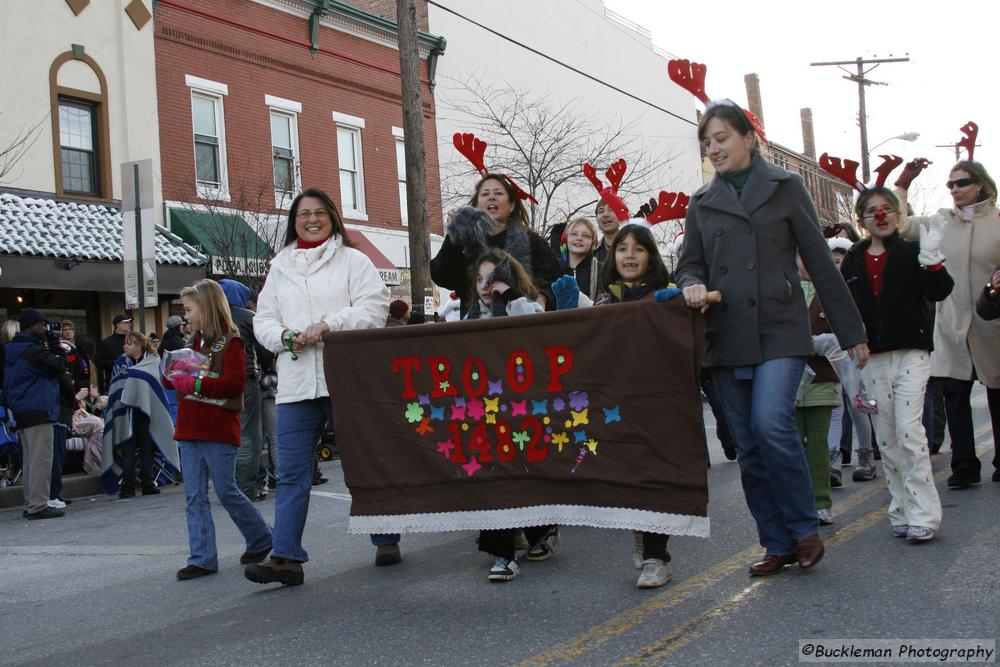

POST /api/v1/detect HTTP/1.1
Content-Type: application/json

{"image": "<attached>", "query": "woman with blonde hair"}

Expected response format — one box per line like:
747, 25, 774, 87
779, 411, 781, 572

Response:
165, 279, 272, 580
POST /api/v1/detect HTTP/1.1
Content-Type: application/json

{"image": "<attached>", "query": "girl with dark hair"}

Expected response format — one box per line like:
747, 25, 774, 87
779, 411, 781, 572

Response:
676, 103, 868, 577
593, 223, 676, 588
246, 188, 388, 586
431, 175, 563, 316
897, 160, 1000, 488
463, 248, 556, 582
841, 187, 953, 541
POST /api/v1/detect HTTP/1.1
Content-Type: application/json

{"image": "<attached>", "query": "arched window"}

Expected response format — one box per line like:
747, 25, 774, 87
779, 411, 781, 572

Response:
49, 48, 111, 200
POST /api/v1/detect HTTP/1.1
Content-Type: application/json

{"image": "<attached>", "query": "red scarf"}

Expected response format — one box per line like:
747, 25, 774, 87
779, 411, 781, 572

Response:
296, 236, 328, 249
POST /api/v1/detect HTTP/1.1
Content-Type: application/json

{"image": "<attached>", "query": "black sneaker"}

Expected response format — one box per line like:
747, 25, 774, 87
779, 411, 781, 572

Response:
141, 485, 161, 495
240, 546, 272, 565
526, 527, 558, 561
947, 472, 981, 489
245, 557, 304, 586
25, 506, 65, 520
176, 565, 217, 580
722, 444, 738, 461
374, 544, 402, 566
992, 470, 1000, 483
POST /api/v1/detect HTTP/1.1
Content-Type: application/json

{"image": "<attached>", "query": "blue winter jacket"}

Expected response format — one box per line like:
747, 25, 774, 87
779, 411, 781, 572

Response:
2, 332, 65, 428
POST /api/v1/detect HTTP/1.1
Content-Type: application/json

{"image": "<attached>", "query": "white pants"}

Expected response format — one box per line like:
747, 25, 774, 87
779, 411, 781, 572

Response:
861, 350, 942, 530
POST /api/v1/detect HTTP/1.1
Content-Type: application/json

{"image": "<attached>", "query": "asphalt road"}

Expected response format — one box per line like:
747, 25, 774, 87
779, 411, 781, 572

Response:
1, 387, 996, 666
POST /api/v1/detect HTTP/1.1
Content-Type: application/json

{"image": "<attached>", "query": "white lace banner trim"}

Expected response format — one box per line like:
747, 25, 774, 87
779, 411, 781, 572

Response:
349, 504, 710, 537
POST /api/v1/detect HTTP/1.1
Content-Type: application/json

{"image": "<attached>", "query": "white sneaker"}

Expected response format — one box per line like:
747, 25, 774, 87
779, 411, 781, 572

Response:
47, 499, 66, 509
892, 524, 908, 538
817, 508, 834, 525
906, 526, 934, 543
632, 531, 644, 570
526, 527, 559, 561
636, 558, 672, 589
488, 557, 520, 582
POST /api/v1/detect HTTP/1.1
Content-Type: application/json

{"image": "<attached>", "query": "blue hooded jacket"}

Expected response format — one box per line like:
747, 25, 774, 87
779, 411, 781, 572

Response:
219, 279, 250, 309
218, 278, 258, 379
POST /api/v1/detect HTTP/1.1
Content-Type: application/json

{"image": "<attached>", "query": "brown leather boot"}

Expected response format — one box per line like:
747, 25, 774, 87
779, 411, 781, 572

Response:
795, 534, 825, 569
748, 553, 796, 576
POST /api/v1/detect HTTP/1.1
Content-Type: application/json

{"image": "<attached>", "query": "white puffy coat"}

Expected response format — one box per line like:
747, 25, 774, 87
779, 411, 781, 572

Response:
254, 235, 389, 404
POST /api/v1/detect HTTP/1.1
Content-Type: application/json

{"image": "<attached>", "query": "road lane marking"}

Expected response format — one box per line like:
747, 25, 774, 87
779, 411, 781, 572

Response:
611, 440, 992, 666
520, 436, 992, 667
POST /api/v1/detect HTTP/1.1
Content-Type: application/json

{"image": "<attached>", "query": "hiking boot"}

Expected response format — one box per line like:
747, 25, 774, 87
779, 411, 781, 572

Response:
817, 508, 834, 525
853, 451, 877, 482
24, 506, 65, 520
240, 546, 272, 565
892, 524, 908, 538
176, 565, 216, 580
636, 559, 672, 589
632, 531, 644, 570
829, 450, 843, 488
375, 543, 402, 567
244, 557, 304, 586
526, 527, 558, 561
488, 557, 519, 582
906, 526, 934, 543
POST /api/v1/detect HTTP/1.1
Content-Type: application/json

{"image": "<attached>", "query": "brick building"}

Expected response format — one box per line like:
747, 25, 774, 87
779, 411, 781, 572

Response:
154, 0, 447, 296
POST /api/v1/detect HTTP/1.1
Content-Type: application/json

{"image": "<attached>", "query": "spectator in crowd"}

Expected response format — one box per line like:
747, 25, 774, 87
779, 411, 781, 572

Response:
258, 345, 278, 499
386, 300, 410, 327
97, 314, 132, 393
59, 320, 92, 390
3, 309, 66, 519
220, 278, 265, 502
977, 267, 1000, 321
48, 338, 77, 510
159, 316, 187, 356
593, 199, 621, 266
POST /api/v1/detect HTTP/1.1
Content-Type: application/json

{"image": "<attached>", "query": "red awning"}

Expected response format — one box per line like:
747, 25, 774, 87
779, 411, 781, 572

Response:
351, 231, 400, 286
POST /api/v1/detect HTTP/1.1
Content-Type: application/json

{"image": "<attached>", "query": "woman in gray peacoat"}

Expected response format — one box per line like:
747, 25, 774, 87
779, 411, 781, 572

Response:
676, 103, 867, 577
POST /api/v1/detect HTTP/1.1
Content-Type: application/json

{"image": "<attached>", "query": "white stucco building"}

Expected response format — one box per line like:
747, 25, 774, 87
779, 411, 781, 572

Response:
427, 0, 701, 243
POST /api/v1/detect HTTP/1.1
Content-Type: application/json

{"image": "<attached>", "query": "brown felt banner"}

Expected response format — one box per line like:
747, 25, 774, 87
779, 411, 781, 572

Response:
323, 299, 709, 537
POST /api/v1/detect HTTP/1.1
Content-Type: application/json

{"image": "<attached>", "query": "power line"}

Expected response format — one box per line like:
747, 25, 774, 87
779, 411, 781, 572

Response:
425, 0, 696, 127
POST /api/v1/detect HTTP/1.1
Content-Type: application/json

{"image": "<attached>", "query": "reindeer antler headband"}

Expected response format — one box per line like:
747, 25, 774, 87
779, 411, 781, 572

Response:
667, 59, 769, 145
583, 158, 690, 226
957, 121, 978, 161
818, 153, 904, 192
453, 132, 538, 205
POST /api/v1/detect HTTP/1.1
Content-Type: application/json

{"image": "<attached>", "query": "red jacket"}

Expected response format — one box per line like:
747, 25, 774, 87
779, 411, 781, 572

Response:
166, 336, 246, 446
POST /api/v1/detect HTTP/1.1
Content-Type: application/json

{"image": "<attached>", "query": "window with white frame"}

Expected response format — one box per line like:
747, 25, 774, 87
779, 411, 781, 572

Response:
333, 112, 366, 220
393, 127, 408, 226
267, 97, 301, 207
186, 75, 229, 200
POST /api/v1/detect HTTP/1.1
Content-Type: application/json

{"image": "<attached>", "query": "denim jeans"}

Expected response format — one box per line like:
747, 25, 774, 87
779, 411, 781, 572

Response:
50, 423, 67, 500
178, 440, 272, 571
273, 398, 333, 562
236, 382, 264, 498
711, 357, 818, 555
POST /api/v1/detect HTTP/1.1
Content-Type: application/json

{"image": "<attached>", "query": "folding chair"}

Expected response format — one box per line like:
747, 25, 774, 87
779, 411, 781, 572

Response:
0, 407, 22, 485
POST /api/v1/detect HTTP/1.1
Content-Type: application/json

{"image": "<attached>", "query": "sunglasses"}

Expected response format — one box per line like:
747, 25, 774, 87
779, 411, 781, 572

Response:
946, 177, 978, 190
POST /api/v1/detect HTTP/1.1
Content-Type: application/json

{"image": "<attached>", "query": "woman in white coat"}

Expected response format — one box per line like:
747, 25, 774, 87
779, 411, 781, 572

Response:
245, 188, 388, 586
898, 160, 1000, 489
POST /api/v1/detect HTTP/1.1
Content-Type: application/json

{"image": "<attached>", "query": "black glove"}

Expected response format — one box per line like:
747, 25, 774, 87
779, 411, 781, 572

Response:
490, 286, 525, 317
447, 206, 495, 258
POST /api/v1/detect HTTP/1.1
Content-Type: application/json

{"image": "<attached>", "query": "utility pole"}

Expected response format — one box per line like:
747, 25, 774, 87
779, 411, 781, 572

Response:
396, 0, 433, 318
935, 142, 981, 162
811, 56, 909, 183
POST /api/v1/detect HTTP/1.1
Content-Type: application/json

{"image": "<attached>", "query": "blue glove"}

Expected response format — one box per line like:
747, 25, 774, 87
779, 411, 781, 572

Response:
653, 287, 683, 303
551, 275, 580, 310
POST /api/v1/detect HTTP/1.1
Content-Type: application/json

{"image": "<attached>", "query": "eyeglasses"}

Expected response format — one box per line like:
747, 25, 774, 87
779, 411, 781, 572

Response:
296, 209, 329, 220
946, 178, 977, 190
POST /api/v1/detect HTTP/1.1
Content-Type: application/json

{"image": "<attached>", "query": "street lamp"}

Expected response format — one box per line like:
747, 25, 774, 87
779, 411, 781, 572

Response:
868, 132, 920, 156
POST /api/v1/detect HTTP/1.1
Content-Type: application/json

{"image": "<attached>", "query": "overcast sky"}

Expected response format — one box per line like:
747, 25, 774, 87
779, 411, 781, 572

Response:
604, 0, 998, 213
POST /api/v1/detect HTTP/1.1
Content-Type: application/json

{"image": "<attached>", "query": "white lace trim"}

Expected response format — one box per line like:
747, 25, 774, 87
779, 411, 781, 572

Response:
349, 504, 710, 537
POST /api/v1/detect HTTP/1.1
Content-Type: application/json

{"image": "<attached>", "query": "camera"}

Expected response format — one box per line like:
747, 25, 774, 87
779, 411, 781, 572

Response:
46, 321, 62, 336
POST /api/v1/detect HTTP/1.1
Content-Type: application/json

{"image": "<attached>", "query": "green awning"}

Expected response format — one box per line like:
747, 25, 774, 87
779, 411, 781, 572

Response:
169, 208, 271, 260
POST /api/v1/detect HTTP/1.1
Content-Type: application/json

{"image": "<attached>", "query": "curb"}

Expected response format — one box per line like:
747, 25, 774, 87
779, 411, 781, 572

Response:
0, 473, 103, 509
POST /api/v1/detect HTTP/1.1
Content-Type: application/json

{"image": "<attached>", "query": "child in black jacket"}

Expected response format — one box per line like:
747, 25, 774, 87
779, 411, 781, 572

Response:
840, 187, 953, 543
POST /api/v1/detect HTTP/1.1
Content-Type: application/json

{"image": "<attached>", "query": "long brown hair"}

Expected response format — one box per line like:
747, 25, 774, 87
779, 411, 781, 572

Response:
468, 248, 539, 304
284, 187, 355, 248
180, 279, 237, 344
468, 174, 529, 228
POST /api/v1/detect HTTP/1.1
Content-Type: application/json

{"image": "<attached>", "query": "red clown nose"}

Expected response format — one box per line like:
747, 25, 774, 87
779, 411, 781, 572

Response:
874, 209, 887, 222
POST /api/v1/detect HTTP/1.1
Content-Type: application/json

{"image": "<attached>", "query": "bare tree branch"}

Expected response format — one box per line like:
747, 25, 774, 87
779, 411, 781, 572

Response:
0, 113, 47, 185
